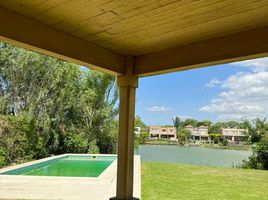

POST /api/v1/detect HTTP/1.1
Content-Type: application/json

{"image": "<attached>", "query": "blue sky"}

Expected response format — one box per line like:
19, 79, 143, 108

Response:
135, 57, 268, 125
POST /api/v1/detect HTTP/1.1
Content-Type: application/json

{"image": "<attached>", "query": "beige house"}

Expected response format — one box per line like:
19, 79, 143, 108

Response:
220, 128, 247, 141
185, 125, 209, 140
149, 126, 177, 139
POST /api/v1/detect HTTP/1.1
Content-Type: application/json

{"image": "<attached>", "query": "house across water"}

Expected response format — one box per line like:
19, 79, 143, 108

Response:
219, 128, 247, 142
149, 126, 177, 139
149, 125, 247, 142
185, 125, 209, 141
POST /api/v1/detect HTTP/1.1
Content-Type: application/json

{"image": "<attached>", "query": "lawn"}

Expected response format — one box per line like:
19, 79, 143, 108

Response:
142, 162, 268, 200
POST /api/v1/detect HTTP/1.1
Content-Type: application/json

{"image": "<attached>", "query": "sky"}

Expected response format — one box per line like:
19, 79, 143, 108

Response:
135, 57, 268, 125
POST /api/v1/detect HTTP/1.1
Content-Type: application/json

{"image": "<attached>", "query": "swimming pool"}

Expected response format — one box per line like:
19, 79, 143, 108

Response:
0, 155, 116, 177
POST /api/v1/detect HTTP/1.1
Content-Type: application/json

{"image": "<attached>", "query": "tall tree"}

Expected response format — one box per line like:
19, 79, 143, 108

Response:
242, 118, 268, 143
197, 120, 212, 127
0, 42, 119, 166
172, 116, 181, 132
182, 118, 198, 127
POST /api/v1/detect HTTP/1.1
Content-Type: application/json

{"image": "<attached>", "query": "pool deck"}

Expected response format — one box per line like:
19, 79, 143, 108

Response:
0, 154, 141, 200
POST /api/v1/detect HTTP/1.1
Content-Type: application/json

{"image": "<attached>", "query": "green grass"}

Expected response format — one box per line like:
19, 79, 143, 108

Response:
142, 162, 268, 200
146, 139, 175, 145
202, 144, 251, 151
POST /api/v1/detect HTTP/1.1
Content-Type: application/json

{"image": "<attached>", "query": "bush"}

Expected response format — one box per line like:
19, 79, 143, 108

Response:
241, 135, 268, 170
222, 138, 228, 146
0, 114, 37, 166
178, 129, 191, 145
209, 134, 224, 144
139, 132, 149, 144
63, 132, 88, 153
87, 140, 100, 154
0, 147, 6, 167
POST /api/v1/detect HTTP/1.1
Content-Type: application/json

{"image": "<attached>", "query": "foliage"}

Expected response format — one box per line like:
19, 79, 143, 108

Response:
0, 42, 119, 167
139, 132, 149, 144
178, 128, 191, 145
240, 118, 268, 170
0, 114, 36, 166
63, 131, 88, 153
208, 122, 223, 134
197, 120, 212, 127
181, 118, 198, 127
135, 116, 148, 132
242, 135, 268, 170
209, 134, 224, 144
208, 121, 246, 134
243, 118, 268, 143
172, 116, 181, 132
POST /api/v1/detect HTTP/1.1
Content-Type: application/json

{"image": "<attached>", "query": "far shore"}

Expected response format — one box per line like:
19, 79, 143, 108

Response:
142, 140, 251, 151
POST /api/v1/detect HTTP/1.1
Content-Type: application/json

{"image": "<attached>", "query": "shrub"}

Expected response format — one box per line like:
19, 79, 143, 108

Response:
63, 132, 88, 153
178, 129, 191, 145
139, 132, 149, 144
209, 134, 224, 144
241, 135, 268, 170
0, 114, 37, 166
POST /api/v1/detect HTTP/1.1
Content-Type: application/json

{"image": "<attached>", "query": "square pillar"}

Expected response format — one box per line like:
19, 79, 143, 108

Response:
110, 56, 139, 200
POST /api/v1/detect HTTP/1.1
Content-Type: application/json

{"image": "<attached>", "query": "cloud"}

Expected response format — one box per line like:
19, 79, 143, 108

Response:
146, 106, 170, 112
205, 78, 221, 88
200, 59, 268, 121
231, 57, 268, 72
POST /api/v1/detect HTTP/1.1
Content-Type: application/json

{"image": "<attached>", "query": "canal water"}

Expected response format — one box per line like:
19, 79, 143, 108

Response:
135, 145, 251, 167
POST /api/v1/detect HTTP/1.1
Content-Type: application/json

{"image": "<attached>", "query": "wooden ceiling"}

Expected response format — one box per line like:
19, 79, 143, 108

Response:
1, 0, 268, 76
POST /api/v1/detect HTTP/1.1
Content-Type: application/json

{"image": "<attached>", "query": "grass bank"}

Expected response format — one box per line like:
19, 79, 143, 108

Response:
142, 162, 268, 200
202, 144, 251, 151
145, 139, 173, 145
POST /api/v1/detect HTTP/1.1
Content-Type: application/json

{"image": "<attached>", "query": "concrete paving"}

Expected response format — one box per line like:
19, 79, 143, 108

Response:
0, 154, 141, 200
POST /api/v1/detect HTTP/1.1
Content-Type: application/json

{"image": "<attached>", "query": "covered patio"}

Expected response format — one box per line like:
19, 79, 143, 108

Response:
0, 1, 268, 199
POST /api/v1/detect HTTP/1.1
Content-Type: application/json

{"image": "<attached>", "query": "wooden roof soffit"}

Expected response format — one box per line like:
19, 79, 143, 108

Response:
1, 6, 268, 78
0, 6, 125, 76
135, 26, 268, 77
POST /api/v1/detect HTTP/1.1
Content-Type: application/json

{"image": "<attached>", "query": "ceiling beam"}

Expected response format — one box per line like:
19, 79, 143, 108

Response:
135, 26, 268, 77
0, 7, 124, 75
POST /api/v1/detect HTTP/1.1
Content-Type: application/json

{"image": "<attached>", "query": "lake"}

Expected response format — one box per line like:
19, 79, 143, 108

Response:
135, 145, 251, 167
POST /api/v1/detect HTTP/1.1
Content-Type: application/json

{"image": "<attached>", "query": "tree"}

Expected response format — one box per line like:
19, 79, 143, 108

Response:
182, 118, 198, 127
243, 118, 268, 143
197, 120, 212, 127
242, 135, 268, 170
208, 122, 223, 134
173, 116, 181, 137
225, 121, 240, 128
0, 42, 119, 166
139, 132, 149, 144
135, 116, 148, 131
0, 114, 37, 166
209, 134, 224, 144
240, 118, 268, 170
178, 129, 191, 145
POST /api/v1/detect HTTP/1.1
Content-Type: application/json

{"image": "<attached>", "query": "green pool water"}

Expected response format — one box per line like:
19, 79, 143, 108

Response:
1, 155, 116, 177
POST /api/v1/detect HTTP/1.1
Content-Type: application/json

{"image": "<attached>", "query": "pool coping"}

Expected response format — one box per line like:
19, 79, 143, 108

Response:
0, 154, 141, 199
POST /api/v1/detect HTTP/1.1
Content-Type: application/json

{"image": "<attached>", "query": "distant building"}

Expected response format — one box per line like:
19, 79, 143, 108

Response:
185, 125, 209, 140
134, 127, 141, 136
220, 128, 247, 141
149, 126, 177, 139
